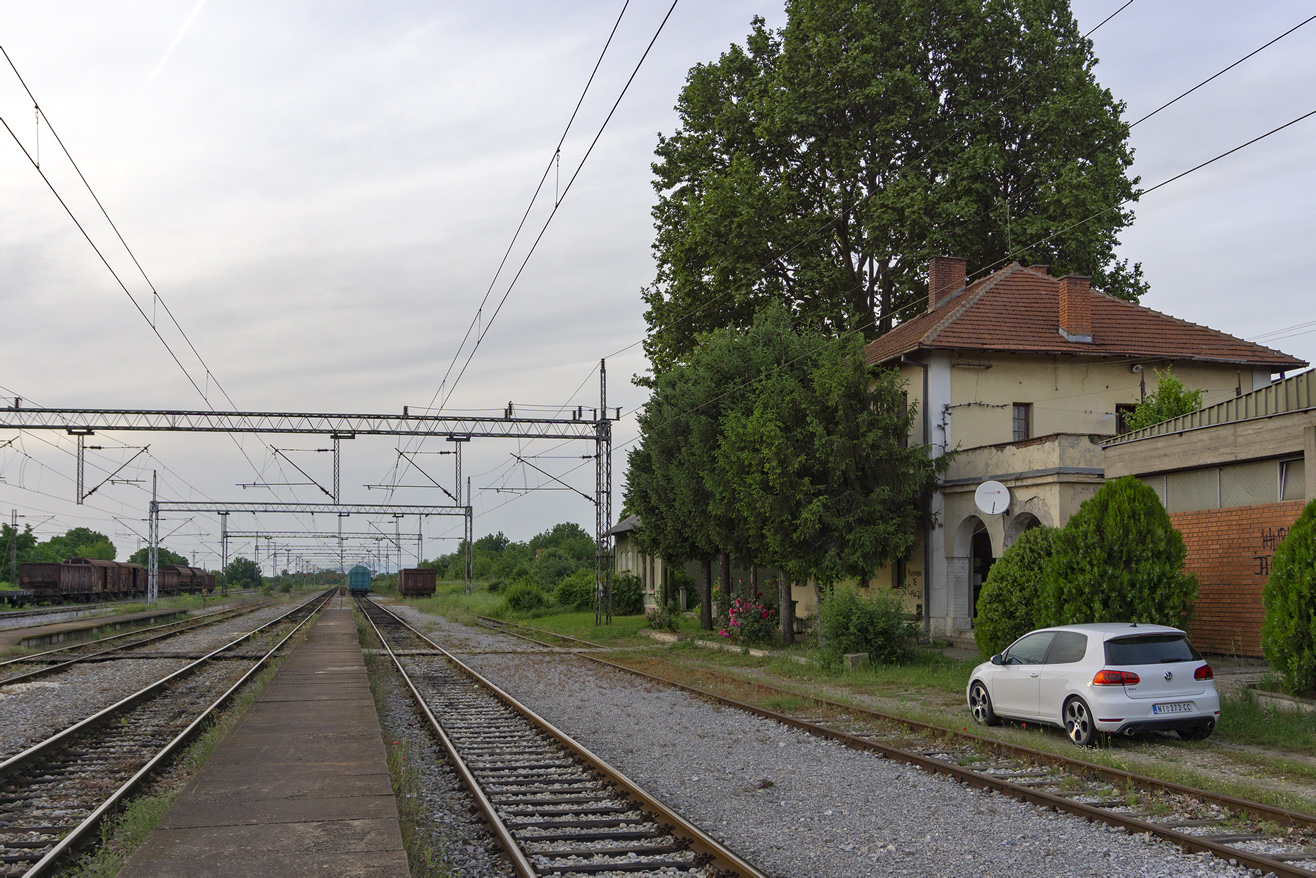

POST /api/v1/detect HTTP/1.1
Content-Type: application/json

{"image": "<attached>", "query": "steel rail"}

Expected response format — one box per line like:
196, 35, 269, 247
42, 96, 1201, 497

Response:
0, 604, 261, 684
21, 589, 333, 877
0, 591, 329, 781
359, 598, 535, 877
361, 598, 768, 878
472, 615, 1316, 877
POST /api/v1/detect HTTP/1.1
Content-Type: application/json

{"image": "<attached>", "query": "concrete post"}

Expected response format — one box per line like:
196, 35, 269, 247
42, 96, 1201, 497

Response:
1305, 424, 1316, 501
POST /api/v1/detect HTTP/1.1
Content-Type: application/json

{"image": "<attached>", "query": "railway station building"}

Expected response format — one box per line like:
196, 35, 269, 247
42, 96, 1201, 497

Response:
1102, 370, 1315, 657
856, 257, 1306, 647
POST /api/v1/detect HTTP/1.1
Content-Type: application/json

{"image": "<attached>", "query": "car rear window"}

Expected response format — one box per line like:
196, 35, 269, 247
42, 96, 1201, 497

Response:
1104, 633, 1201, 665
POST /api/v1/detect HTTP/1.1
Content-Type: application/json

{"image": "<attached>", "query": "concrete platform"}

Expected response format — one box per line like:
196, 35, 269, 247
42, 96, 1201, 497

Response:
0, 608, 191, 650
119, 607, 409, 878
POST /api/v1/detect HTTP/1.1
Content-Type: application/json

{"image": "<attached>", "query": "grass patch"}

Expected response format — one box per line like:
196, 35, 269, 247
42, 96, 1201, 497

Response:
1216, 687, 1316, 756
62, 616, 315, 877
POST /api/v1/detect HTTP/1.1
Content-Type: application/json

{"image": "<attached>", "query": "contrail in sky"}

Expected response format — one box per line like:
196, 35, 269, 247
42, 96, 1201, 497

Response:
141, 0, 208, 93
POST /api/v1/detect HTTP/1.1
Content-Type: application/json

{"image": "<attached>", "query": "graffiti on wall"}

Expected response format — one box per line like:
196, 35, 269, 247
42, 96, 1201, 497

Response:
1253, 525, 1290, 577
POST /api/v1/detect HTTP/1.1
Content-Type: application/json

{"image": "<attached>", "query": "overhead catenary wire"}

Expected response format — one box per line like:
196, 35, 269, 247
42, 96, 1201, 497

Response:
0, 47, 326, 545
429, 0, 681, 418
619, 1, 1301, 366
607, 103, 1316, 460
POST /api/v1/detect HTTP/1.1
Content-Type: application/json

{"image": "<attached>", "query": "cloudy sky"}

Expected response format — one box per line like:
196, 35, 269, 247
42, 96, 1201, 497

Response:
1, 1, 1312, 572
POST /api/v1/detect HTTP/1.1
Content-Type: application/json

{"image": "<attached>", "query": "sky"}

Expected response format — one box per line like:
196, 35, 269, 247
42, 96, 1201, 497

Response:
0, 1, 1312, 573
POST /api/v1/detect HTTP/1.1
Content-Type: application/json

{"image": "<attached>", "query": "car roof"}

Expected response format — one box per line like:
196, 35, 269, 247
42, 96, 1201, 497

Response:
1028, 622, 1186, 639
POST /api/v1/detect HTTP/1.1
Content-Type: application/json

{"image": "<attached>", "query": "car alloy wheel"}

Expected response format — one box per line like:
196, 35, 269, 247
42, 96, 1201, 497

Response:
970, 682, 999, 726
1064, 697, 1096, 746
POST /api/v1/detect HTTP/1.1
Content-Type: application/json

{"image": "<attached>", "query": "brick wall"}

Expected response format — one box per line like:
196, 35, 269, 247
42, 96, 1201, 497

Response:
1169, 500, 1306, 657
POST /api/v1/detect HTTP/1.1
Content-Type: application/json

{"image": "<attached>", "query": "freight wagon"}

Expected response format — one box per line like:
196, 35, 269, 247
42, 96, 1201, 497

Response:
347, 565, 372, 595
397, 567, 436, 597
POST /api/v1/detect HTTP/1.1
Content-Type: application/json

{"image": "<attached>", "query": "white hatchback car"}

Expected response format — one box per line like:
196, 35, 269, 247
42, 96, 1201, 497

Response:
966, 623, 1220, 745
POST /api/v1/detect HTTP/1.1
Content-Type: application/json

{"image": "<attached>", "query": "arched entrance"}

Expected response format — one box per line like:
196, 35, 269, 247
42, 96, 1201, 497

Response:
952, 515, 997, 626
1004, 512, 1042, 549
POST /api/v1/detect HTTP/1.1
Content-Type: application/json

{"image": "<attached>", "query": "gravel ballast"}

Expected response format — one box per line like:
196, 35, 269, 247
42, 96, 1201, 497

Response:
0, 603, 304, 761
389, 606, 1258, 878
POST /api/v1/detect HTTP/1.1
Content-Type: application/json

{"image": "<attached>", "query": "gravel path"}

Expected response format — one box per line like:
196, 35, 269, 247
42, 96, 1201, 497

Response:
389, 605, 1257, 878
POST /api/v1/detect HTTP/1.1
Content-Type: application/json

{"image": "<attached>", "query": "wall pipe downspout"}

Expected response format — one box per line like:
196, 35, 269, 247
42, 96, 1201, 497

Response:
901, 353, 933, 639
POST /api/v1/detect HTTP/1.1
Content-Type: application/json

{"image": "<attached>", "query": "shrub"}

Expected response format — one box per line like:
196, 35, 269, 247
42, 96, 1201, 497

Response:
1262, 498, 1316, 695
553, 568, 595, 612
645, 604, 679, 632
974, 526, 1058, 658
1042, 476, 1197, 628
719, 593, 778, 646
532, 547, 583, 589
817, 587, 915, 665
612, 571, 644, 615
503, 580, 548, 613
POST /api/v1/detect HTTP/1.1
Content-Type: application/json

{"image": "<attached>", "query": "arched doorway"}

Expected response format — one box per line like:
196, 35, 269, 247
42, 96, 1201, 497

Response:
953, 515, 997, 625
1004, 512, 1042, 549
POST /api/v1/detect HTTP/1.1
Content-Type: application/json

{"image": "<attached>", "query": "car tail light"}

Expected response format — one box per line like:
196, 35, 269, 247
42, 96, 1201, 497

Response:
1195, 664, 1214, 681
1092, 669, 1140, 686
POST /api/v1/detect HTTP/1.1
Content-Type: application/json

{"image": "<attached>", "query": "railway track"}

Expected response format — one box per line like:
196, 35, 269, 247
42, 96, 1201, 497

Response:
474, 614, 1316, 877
0, 589, 333, 877
357, 597, 767, 878
0, 603, 266, 686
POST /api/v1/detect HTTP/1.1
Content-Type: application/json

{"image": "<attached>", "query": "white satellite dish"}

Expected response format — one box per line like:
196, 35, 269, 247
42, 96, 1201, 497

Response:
975, 481, 1010, 515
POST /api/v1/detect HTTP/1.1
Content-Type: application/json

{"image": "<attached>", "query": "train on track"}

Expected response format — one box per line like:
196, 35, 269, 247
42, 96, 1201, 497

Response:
397, 567, 436, 597
15, 558, 215, 603
347, 565, 373, 595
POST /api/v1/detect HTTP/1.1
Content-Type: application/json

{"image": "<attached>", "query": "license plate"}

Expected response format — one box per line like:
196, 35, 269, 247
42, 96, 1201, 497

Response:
1152, 701, 1193, 715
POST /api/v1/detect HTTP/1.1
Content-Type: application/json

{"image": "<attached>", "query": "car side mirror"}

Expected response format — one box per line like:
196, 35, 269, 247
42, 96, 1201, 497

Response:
990, 654, 1004, 666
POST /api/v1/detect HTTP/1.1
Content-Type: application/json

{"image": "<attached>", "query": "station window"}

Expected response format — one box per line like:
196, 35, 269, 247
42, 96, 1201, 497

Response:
1115, 403, 1137, 434
1012, 403, 1032, 442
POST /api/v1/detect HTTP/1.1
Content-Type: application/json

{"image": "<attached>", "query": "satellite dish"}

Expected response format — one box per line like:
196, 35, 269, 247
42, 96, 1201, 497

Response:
975, 481, 1010, 515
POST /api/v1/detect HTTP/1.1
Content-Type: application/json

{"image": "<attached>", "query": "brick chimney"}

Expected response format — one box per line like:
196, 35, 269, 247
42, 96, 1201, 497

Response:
928, 256, 967, 311
1058, 274, 1093, 343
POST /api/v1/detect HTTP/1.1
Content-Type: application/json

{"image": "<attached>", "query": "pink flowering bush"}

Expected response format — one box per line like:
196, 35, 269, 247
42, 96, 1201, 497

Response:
645, 603, 678, 632
719, 593, 778, 646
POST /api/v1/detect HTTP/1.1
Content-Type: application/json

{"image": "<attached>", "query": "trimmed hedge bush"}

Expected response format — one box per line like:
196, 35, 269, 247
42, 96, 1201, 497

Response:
1262, 498, 1316, 694
1042, 476, 1196, 628
974, 525, 1058, 658
817, 587, 915, 666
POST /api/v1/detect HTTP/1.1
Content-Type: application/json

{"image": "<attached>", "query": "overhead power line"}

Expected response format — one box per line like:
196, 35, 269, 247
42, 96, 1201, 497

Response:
429, 0, 681, 416
611, 103, 1316, 458
619, 3, 1303, 366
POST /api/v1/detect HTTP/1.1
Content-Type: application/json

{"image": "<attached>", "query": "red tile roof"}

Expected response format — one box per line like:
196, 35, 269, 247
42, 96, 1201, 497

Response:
864, 263, 1307, 370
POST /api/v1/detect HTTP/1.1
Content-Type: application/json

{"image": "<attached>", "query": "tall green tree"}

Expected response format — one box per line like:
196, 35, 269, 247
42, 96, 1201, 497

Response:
624, 341, 732, 629
628, 305, 942, 639
128, 546, 191, 567
224, 556, 262, 590
712, 309, 942, 640
1123, 370, 1204, 432
2, 523, 39, 578
644, 0, 1141, 372
33, 527, 116, 562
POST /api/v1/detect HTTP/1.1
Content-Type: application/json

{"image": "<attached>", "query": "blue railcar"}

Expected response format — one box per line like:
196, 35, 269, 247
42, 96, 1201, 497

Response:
347, 565, 372, 595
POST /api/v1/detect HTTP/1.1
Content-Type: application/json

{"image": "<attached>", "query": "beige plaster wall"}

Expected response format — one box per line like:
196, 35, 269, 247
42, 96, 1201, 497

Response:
945, 355, 1265, 450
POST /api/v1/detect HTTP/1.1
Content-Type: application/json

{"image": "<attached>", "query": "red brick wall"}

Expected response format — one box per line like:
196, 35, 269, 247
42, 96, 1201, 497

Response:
1169, 501, 1306, 657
